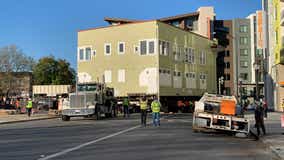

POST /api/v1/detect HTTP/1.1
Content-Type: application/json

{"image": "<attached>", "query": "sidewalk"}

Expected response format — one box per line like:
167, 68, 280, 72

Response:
245, 112, 284, 160
0, 112, 58, 124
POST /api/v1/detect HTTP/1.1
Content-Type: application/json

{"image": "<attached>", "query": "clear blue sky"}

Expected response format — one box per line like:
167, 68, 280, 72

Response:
0, 0, 261, 69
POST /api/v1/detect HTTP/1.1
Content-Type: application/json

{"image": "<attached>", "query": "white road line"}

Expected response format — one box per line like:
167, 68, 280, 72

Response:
177, 119, 193, 123
38, 125, 141, 160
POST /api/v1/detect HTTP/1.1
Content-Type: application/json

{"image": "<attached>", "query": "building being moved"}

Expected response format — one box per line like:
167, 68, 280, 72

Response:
77, 7, 217, 111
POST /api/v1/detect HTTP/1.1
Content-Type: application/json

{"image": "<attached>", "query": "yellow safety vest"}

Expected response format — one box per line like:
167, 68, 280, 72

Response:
151, 100, 160, 113
140, 100, 147, 110
26, 100, 32, 109
123, 98, 129, 106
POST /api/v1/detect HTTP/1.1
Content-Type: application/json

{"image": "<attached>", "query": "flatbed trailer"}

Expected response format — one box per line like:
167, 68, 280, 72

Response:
193, 112, 250, 134
192, 93, 250, 135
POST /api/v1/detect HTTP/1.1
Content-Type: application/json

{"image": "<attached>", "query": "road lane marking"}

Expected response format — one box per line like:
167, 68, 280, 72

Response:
38, 125, 141, 160
178, 119, 193, 123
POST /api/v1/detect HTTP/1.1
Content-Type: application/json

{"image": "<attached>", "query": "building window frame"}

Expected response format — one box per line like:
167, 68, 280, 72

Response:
104, 70, 112, 83
240, 61, 249, 68
159, 40, 170, 56
240, 49, 249, 56
240, 37, 248, 45
185, 48, 195, 64
118, 69, 125, 83
200, 51, 206, 65
78, 46, 93, 61
79, 48, 84, 61
85, 47, 92, 61
104, 43, 112, 56
139, 39, 157, 56
240, 25, 248, 33
199, 73, 207, 84
118, 42, 125, 55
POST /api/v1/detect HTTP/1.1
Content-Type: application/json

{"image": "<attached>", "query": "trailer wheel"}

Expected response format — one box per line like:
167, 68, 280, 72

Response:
62, 115, 70, 121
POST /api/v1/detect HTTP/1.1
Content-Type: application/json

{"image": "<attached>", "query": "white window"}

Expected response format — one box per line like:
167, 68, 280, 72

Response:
187, 48, 195, 64
240, 49, 248, 56
85, 47, 91, 60
79, 49, 84, 60
118, 69, 125, 83
104, 43, 111, 55
118, 42, 125, 54
184, 48, 188, 63
240, 37, 248, 45
104, 70, 112, 83
148, 41, 155, 54
78, 47, 92, 61
189, 72, 196, 79
240, 25, 248, 33
174, 71, 181, 77
140, 40, 156, 55
159, 40, 169, 56
240, 61, 248, 68
200, 51, 206, 65
173, 46, 180, 61
191, 49, 195, 63
140, 40, 147, 55
199, 73, 206, 80
166, 42, 170, 55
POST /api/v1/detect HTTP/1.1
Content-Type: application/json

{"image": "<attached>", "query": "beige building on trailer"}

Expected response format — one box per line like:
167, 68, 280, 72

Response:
77, 20, 217, 99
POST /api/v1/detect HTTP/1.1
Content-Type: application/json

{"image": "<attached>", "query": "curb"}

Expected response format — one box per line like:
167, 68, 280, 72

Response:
0, 116, 59, 125
270, 146, 284, 160
261, 137, 284, 160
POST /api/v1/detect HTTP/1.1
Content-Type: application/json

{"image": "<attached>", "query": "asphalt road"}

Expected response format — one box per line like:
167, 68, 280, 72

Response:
0, 114, 276, 160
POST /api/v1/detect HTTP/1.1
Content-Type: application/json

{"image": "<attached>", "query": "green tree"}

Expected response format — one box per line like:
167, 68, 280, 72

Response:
33, 56, 75, 85
0, 45, 35, 97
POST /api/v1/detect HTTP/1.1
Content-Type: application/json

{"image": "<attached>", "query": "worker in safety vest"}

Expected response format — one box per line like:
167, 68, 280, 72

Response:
26, 98, 33, 117
123, 97, 130, 118
140, 96, 148, 127
151, 96, 161, 127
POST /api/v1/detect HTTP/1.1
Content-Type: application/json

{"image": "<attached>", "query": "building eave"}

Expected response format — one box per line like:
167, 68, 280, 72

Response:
104, 17, 141, 24
158, 12, 199, 22
78, 20, 156, 32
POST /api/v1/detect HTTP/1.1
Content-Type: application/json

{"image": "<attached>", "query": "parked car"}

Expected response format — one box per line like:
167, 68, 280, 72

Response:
36, 99, 52, 111
0, 104, 16, 110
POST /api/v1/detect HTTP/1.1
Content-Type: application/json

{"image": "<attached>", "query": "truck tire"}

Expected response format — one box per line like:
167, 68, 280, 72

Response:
62, 115, 70, 121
